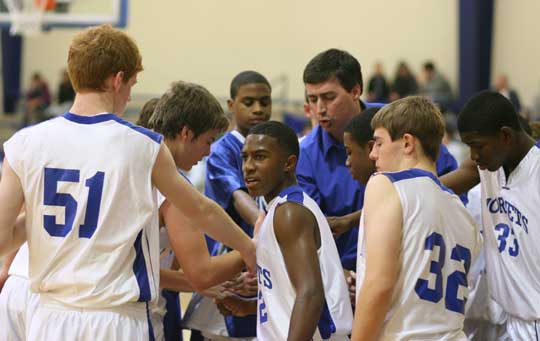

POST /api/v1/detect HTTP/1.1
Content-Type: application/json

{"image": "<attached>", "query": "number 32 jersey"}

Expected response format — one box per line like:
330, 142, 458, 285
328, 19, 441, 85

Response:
3, 112, 162, 309
356, 169, 482, 340
479, 142, 540, 320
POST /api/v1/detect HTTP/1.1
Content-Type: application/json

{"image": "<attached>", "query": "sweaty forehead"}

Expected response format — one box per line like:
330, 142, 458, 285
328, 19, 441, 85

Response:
236, 83, 271, 98
305, 77, 344, 96
373, 127, 391, 140
244, 134, 279, 152
460, 131, 496, 144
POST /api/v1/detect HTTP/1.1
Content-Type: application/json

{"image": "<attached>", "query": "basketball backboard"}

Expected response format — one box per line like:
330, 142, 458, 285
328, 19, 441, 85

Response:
0, 0, 128, 33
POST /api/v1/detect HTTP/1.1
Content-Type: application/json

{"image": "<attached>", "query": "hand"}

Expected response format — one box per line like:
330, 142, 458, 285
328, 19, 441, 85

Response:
344, 269, 357, 306
328, 216, 352, 236
199, 284, 228, 300
223, 271, 258, 297
215, 296, 255, 317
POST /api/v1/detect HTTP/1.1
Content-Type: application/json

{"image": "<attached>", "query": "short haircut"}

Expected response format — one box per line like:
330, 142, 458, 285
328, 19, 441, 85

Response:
371, 96, 445, 161
458, 90, 521, 135
248, 121, 299, 159
303, 48, 363, 93
68, 24, 143, 92
148, 81, 229, 139
423, 61, 435, 71
230, 71, 271, 99
136, 98, 159, 128
344, 107, 381, 146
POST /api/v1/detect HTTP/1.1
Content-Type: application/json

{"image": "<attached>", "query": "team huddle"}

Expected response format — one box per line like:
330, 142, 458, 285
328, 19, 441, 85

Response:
0, 24, 538, 341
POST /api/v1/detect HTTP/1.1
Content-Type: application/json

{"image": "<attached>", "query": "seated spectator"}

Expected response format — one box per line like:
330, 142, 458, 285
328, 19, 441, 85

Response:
22, 72, 51, 126
57, 69, 75, 105
493, 74, 521, 112
390, 61, 417, 101
367, 62, 390, 103
421, 61, 453, 112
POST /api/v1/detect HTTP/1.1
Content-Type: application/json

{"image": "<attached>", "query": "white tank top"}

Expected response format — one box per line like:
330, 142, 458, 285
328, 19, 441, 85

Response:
479, 142, 540, 320
356, 169, 482, 340
3, 112, 162, 308
256, 185, 353, 340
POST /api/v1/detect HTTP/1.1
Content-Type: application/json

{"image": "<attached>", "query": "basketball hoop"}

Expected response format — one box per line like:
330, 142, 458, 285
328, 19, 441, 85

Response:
2, 0, 55, 35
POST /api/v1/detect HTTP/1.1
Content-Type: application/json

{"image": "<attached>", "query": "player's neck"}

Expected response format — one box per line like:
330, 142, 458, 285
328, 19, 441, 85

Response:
398, 156, 436, 176
264, 176, 297, 203
69, 92, 116, 116
503, 133, 537, 177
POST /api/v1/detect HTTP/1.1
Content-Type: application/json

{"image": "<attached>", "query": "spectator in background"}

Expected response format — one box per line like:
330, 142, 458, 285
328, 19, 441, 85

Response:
390, 61, 417, 101
367, 62, 389, 103
57, 69, 75, 105
421, 61, 453, 112
22, 72, 51, 126
493, 74, 521, 113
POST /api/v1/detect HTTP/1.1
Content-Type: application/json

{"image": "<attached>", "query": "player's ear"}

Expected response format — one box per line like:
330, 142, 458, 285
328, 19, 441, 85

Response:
499, 126, 514, 144
227, 98, 234, 113
402, 133, 415, 155
112, 71, 124, 91
284, 154, 297, 173
180, 126, 191, 142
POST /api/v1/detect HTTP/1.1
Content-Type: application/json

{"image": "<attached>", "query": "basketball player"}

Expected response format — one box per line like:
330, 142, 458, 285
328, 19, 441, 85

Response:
184, 70, 272, 340
352, 96, 481, 340
0, 25, 254, 340
442, 90, 540, 340
143, 81, 248, 340
217, 121, 353, 340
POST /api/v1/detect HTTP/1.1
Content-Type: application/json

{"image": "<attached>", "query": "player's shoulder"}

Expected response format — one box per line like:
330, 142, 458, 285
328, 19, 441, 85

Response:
101, 114, 163, 144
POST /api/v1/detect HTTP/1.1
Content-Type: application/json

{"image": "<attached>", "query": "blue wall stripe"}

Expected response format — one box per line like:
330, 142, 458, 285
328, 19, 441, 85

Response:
1, 29, 22, 113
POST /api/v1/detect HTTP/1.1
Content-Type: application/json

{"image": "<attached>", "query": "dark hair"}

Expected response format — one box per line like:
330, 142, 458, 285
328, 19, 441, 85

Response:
136, 98, 159, 128
458, 90, 521, 135
303, 48, 363, 94
149, 81, 229, 139
344, 107, 380, 145
248, 121, 299, 158
423, 61, 435, 71
230, 71, 271, 99
517, 115, 532, 136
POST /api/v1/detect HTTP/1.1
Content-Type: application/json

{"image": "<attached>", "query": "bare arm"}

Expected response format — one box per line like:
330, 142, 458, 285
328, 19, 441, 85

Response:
440, 158, 479, 195
275, 202, 324, 341
152, 143, 255, 273
327, 209, 361, 236
162, 201, 245, 291
352, 175, 402, 340
232, 189, 259, 226
0, 160, 25, 256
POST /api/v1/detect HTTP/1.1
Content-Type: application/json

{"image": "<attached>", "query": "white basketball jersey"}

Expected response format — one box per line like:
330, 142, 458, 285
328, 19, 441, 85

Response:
8, 242, 29, 278
479, 142, 540, 320
3, 112, 162, 308
256, 185, 353, 340
356, 169, 482, 340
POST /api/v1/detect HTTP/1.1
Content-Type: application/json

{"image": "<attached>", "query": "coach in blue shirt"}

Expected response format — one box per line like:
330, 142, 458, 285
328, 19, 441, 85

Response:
298, 49, 458, 270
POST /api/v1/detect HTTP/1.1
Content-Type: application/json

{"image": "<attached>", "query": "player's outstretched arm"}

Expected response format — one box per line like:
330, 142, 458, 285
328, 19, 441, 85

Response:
162, 200, 244, 291
275, 202, 324, 341
152, 143, 256, 274
232, 189, 260, 226
440, 158, 479, 195
0, 160, 25, 256
352, 174, 402, 341
327, 210, 362, 235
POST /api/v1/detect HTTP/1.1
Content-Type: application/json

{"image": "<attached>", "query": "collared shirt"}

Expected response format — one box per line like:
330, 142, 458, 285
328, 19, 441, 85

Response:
296, 103, 459, 270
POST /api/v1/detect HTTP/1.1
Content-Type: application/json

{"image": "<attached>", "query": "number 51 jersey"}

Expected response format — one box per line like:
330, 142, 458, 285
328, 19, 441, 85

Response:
3, 112, 162, 309
356, 169, 482, 340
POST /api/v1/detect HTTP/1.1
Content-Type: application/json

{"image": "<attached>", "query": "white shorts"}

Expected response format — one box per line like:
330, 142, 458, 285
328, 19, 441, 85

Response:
27, 297, 155, 341
505, 315, 540, 341
0, 275, 39, 341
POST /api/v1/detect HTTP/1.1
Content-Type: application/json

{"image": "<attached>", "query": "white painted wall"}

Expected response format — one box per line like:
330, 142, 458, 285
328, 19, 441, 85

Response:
492, 0, 540, 111
19, 0, 458, 103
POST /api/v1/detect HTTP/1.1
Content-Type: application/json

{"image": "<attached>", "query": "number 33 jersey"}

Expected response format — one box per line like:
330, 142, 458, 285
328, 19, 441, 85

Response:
356, 169, 482, 340
3, 112, 163, 309
479, 142, 540, 321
